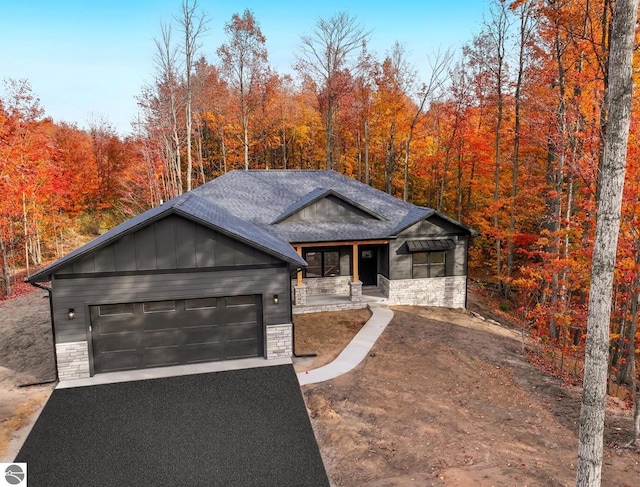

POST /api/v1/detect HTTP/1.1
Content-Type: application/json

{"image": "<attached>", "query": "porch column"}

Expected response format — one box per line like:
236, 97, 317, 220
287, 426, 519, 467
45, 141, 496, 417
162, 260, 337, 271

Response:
350, 243, 362, 302
352, 243, 359, 283
295, 246, 303, 286
294, 245, 307, 306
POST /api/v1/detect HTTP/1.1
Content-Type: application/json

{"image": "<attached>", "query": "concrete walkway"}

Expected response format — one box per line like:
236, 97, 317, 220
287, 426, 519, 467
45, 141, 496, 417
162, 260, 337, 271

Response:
296, 304, 394, 386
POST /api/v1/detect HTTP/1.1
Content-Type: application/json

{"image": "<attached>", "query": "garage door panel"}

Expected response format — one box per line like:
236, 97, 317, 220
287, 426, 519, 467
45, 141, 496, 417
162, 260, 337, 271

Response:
183, 344, 224, 364
224, 322, 259, 341
183, 325, 221, 345
91, 295, 261, 374
94, 333, 137, 354
97, 351, 139, 373
97, 318, 137, 335
144, 346, 181, 368
224, 339, 259, 359
142, 314, 180, 331
142, 329, 181, 348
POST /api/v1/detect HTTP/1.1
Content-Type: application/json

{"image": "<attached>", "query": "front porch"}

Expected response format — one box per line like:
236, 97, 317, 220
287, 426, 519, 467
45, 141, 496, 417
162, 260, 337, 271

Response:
292, 286, 387, 314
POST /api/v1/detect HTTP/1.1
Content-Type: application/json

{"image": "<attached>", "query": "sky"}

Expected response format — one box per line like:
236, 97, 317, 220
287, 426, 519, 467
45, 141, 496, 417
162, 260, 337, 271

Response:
0, 0, 489, 135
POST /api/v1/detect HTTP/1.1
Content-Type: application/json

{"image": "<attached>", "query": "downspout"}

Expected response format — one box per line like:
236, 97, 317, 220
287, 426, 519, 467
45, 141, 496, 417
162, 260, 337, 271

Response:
289, 267, 316, 358
21, 281, 59, 386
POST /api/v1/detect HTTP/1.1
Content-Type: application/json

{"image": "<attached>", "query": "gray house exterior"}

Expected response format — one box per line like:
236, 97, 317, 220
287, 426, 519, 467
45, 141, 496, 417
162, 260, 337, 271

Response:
28, 170, 477, 381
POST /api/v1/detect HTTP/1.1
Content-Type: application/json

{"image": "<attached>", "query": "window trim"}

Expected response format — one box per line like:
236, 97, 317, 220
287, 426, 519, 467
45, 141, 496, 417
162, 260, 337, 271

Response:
303, 249, 341, 278
412, 251, 447, 278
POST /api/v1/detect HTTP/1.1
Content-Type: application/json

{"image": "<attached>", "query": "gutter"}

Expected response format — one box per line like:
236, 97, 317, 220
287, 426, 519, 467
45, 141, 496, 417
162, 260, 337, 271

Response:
21, 280, 59, 387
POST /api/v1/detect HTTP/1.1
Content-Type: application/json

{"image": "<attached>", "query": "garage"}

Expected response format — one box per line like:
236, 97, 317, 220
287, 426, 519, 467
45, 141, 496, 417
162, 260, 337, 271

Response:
26, 200, 305, 381
91, 295, 262, 374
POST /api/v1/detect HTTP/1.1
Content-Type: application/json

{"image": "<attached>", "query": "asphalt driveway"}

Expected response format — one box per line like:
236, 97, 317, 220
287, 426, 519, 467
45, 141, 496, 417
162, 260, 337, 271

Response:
16, 365, 329, 487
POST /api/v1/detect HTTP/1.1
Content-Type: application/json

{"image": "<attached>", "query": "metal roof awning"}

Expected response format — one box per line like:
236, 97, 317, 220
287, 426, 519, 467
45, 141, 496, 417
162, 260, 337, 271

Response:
406, 239, 456, 252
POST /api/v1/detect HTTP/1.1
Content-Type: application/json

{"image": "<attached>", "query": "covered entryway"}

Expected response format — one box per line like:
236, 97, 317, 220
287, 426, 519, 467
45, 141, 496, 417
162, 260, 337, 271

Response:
91, 295, 262, 374
358, 246, 379, 286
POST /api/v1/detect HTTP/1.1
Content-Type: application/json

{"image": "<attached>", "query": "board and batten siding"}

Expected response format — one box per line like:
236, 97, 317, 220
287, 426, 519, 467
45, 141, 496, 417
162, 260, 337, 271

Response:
282, 195, 377, 223
57, 215, 282, 274
50, 214, 294, 344
389, 217, 470, 281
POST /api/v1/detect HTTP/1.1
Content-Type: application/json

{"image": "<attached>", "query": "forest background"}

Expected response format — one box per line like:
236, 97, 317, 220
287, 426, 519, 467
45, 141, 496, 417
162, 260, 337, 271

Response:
1, 0, 640, 393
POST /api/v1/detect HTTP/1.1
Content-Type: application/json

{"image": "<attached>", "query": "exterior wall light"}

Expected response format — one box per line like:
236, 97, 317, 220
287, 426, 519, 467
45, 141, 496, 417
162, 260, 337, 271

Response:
273, 294, 279, 305
68, 308, 75, 320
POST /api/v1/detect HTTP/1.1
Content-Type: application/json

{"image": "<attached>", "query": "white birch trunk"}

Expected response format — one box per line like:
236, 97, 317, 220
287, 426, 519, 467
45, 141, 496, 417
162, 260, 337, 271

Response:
576, 0, 638, 484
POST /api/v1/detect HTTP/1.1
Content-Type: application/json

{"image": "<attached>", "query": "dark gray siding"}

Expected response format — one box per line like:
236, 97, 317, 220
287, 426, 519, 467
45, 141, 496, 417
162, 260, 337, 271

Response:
57, 215, 280, 275
389, 219, 469, 280
51, 266, 291, 344
50, 214, 293, 345
283, 195, 377, 223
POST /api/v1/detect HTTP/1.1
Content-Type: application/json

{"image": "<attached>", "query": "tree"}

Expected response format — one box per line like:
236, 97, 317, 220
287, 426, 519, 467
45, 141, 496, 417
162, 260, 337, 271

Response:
217, 9, 268, 171
576, 0, 638, 484
178, 0, 207, 191
296, 12, 370, 170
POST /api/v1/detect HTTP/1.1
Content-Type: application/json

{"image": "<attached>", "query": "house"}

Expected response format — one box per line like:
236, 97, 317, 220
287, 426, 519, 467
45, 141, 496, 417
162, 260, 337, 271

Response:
27, 170, 477, 380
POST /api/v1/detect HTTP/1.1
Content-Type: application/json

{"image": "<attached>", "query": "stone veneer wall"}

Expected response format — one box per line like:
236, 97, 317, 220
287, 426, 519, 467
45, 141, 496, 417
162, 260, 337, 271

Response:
291, 276, 352, 296
265, 324, 293, 359
379, 275, 468, 308
56, 341, 90, 380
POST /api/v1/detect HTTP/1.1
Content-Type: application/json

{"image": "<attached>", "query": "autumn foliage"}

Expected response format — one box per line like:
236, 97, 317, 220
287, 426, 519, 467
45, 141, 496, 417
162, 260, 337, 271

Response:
2, 1, 639, 388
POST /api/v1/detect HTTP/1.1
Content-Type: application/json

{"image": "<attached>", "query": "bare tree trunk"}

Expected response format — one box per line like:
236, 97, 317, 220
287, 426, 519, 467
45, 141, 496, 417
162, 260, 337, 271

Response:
22, 192, 30, 277
179, 0, 207, 190
0, 233, 11, 297
364, 118, 370, 185
506, 1, 533, 298
576, 0, 638, 484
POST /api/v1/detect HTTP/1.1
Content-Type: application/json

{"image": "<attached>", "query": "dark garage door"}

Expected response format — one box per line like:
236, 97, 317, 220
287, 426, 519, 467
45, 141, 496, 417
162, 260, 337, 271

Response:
91, 295, 262, 374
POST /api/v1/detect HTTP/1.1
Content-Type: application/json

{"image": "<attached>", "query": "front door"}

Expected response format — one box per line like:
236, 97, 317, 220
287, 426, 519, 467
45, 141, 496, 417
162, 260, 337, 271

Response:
359, 247, 378, 286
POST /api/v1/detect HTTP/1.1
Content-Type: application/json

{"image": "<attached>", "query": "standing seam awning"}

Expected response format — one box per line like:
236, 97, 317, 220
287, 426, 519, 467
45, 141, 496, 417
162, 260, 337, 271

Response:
406, 239, 456, 252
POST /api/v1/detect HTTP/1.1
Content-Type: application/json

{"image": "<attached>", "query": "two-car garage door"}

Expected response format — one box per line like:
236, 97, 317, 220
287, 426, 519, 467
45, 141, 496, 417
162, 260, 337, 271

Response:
90, 295, 262, 374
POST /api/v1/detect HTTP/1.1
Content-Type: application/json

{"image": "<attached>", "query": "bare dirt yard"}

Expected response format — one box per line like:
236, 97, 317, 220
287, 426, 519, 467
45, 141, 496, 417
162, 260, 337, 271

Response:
297, 305, 640, 486
1, 288, 639, 486
0, 290, 55, 462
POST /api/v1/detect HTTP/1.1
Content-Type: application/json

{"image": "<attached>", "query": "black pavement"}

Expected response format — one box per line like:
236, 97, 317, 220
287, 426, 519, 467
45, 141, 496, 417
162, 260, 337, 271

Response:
16, 365, 329, 487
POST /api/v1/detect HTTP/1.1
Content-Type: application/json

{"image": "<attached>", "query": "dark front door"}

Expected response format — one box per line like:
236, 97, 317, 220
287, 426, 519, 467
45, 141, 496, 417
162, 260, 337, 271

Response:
91, 295, 262, 374
359, 247, 378, 286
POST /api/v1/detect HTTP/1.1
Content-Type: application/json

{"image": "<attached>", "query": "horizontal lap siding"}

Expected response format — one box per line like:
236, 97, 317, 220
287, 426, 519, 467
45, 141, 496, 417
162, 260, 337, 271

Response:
390, 219, 469, 280
52, 267, 291, 343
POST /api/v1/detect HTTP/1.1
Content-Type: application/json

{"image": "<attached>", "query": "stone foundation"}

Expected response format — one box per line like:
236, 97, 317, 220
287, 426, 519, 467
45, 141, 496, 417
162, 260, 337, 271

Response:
379, 275, 467, 308
291, 276, 351, 296
56, 341, 90, 380
349, 280, 363, 302
293, 285, 307, 306
265, 324, 293, 359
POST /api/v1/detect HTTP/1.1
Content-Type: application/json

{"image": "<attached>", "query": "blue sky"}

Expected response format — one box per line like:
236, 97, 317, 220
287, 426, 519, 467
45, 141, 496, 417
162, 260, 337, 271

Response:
0, 1, 489, 134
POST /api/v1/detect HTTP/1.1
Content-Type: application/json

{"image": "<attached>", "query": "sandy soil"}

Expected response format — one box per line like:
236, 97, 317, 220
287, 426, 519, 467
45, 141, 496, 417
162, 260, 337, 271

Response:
293, 308, 371, 373
0, 290, 55, 462
301, 305, 640, 486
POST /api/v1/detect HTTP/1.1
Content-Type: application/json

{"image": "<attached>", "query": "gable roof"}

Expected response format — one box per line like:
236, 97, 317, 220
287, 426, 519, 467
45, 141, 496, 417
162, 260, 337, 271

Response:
27, 192, 306, 283
28, 170, 476, 282
192, 170, 432, 242
272, 187, 386, 224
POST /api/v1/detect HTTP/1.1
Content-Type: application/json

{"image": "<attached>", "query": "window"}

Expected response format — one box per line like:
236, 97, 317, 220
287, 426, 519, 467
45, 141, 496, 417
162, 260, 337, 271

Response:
412, 251, 446, 278
226, 295, 255, 307
143, 300, 176, 313
303, 250, 341, 277
185, 297, 218, 310
99, 303, 134, 316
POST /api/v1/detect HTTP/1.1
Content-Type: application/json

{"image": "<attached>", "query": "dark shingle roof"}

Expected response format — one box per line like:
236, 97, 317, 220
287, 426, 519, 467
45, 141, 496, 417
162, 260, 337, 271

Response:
192, 170, 430, 241
28, 170, 475, 282
27, 191, 305, 283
